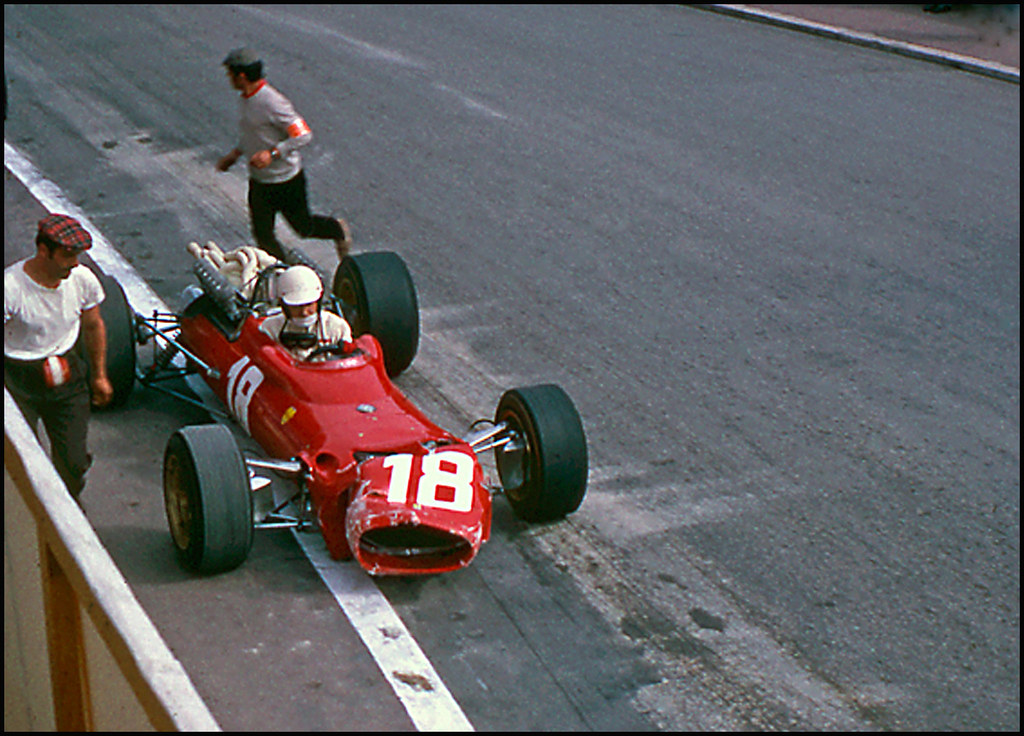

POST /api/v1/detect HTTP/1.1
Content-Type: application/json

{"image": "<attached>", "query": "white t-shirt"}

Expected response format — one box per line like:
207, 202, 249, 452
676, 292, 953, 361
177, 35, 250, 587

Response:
4, 260, 105, 360
259, 309, 352, 361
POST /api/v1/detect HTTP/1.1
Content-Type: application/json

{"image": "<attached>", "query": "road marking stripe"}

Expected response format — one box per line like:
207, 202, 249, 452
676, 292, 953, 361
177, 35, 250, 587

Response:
234, 5, 510, 120
4, 139, 474, 733
3, 142, 167, 317
294, 534, 474, 732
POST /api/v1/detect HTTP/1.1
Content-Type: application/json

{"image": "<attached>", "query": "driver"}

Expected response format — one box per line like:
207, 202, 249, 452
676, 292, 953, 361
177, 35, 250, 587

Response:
259, 265, 352, 360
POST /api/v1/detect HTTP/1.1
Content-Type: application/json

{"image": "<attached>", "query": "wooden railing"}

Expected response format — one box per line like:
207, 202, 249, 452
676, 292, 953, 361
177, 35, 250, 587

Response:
4, 389, 219, 731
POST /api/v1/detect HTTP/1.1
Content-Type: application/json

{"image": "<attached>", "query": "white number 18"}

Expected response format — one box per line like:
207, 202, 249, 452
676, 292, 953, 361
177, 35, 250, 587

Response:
382, 451, 475, 513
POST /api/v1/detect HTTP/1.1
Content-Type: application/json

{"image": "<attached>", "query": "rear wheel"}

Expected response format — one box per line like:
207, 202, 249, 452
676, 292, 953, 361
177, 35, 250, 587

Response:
495, 384, 588, 522
332, 252, 419, 377
163, 424, 253, 574
81, 268, 136, 407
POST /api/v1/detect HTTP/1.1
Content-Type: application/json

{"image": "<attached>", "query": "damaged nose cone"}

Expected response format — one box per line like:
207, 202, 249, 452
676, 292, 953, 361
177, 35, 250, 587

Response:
345, 449, 491, 576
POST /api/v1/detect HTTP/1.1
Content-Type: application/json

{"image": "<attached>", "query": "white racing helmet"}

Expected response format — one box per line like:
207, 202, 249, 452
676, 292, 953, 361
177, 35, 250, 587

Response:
277, 265, 323, 306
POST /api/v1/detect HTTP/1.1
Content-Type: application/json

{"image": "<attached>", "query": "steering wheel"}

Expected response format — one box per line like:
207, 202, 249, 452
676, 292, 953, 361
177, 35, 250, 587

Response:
306, 341, 362, 361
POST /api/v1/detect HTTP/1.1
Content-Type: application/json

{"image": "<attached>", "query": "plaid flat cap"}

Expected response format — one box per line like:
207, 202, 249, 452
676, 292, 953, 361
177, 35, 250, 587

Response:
38, 213, 92, 252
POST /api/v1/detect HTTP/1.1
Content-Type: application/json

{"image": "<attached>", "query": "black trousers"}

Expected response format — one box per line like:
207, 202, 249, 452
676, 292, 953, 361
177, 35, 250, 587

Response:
248, 170, 343, 260
5, 352, 92, 499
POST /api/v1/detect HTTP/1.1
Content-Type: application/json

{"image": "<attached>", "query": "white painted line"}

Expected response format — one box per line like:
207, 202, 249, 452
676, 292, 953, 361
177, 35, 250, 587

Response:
233, 5, 511, 119
234, 4, 427, 70
4, 139, 474, 733
433, 83, 509, 121
3, 141, 166, 317
294, 533, 474, 732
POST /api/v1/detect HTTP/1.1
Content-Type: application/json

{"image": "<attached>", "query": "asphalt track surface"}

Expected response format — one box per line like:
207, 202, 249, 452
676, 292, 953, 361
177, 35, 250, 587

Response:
4, 5, 1019, 731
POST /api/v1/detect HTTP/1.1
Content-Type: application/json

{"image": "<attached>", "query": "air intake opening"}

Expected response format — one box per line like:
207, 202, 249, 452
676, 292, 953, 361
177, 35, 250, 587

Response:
360, 525, 471, 559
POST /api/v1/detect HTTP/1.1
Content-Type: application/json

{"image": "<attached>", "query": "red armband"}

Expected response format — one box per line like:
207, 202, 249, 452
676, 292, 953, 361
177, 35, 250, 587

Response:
287, 119, 311, 138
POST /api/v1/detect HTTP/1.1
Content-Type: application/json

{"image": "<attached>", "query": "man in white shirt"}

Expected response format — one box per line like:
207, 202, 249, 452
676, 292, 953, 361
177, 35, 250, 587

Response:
259, 265, 352, 361
5, 214, 113, 502
216, 48, 353, 262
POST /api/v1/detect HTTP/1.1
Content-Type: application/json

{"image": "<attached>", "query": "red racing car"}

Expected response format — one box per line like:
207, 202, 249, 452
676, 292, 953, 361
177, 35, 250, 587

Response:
95, 248, 587, 576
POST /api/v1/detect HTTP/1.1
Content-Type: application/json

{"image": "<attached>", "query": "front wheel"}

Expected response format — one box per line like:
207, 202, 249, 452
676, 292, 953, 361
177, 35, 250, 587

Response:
494, 384, 588, 522
163, 424, 253, 574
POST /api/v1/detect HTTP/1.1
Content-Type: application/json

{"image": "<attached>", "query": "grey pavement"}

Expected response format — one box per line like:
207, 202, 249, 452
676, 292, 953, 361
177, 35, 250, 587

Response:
4, 4, 1019, 731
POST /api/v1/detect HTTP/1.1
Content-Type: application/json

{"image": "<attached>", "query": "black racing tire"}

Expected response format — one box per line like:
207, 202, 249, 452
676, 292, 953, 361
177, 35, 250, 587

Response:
494, 384, 588, 522
79, 268, 136, 407
96, 273, 136, 407
163, 424, 253, 574
332, 252, 419, 377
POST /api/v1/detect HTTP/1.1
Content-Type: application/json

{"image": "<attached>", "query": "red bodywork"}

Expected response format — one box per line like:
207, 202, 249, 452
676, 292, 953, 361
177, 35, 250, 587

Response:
178, 308, 491, 575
